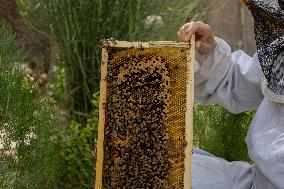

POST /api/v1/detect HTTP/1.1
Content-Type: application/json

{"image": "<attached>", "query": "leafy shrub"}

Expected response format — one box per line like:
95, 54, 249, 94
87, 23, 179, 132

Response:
0, 24, 63, 189
194, 102, 254, 162
58, 92, 99, 188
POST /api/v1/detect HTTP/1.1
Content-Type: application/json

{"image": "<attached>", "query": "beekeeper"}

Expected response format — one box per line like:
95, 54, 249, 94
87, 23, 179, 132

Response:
177, 0, 284, 188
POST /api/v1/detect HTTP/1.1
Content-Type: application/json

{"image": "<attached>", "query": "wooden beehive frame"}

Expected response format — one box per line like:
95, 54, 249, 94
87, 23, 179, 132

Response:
95, 36, 195, 189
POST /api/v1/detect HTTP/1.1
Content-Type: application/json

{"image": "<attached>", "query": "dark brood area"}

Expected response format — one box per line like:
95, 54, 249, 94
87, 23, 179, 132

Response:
103, 49, 173, 188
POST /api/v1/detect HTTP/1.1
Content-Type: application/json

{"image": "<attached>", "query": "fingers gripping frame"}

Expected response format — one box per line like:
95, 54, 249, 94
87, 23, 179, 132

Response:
95, 37, 195, 189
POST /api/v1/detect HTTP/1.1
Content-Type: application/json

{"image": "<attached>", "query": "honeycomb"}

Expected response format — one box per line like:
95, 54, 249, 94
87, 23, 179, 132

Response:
96, 41, 194, 189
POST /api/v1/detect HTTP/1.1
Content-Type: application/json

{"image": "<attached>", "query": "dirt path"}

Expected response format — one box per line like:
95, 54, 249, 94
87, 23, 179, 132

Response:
0, 0, 51, 70
0, 0, 33, 49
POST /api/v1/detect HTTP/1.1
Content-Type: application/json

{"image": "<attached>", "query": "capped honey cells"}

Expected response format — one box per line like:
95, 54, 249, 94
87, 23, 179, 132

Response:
96, 41, 194, 189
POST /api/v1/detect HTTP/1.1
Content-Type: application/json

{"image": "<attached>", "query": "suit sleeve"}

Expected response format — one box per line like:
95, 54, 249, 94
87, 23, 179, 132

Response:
194, 37, 264, 113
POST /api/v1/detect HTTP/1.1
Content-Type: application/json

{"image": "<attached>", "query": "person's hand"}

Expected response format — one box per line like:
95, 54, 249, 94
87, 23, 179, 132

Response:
177, 21, 217, 54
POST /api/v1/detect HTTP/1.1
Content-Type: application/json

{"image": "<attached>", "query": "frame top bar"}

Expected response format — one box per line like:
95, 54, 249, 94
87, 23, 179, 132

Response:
101, 39, 190, 48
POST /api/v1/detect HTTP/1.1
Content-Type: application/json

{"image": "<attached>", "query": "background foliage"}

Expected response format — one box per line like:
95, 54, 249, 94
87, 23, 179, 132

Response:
0, 24, 63, 189
58, 92, 99, 188
194, 103, 254, 162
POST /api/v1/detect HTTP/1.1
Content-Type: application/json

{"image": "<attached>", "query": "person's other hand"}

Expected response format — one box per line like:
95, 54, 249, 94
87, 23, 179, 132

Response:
177, 21, 217, 54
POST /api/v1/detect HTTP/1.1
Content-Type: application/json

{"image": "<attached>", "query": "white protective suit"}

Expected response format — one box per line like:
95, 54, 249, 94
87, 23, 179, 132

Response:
193, 37, 284, 189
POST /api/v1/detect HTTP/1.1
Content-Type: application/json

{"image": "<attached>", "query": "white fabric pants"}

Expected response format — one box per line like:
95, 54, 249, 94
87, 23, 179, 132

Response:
192, 148, 254, 189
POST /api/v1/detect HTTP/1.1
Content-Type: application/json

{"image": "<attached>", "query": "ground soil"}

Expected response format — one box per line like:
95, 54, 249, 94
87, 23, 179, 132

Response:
0, 0, 33, 49
0, 0, 51, 71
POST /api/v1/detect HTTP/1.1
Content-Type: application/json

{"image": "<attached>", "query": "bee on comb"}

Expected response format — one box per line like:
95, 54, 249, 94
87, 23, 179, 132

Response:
96, 38, 195, 189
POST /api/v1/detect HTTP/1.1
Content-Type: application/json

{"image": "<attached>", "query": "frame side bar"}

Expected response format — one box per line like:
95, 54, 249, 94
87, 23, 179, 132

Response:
95, 48, 108, 189
184, 35, 195, 189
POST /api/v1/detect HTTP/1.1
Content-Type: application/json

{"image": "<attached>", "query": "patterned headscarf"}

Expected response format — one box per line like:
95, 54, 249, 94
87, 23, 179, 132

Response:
241, 0, 284, 103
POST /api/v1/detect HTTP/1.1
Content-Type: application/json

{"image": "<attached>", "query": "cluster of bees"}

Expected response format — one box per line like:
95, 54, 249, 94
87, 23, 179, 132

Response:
102, 47, 188, 189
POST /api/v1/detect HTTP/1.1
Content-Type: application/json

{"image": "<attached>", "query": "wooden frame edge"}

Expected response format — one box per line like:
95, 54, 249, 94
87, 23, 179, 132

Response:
184, 35, 195, 189
95, 39, 195, 189
95, 48, 108, 189
101, 40, 190, 48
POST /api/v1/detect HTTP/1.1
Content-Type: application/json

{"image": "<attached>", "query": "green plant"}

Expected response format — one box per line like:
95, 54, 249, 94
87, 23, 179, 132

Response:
48, 64, 66, 106
0, 24, 63, 189
193, 102, 254, 162
58, 92, 99, 188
